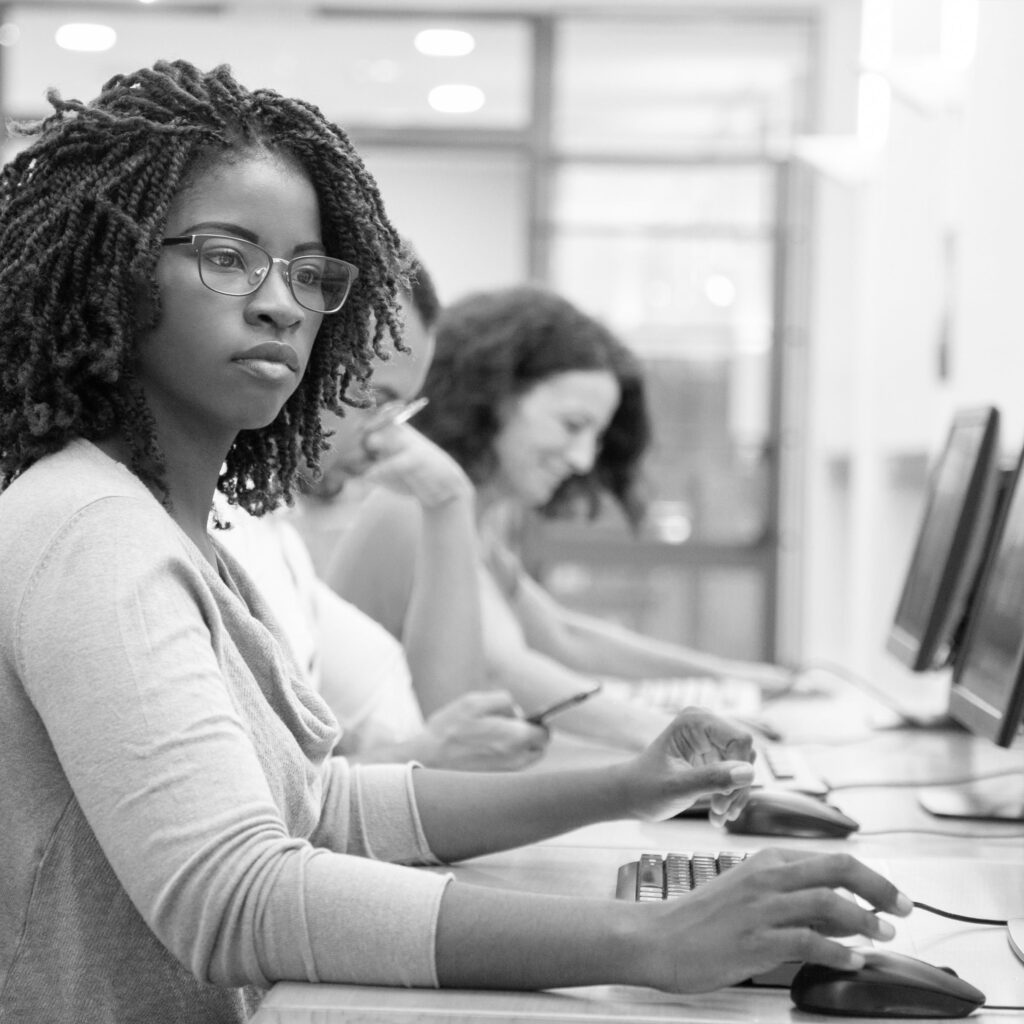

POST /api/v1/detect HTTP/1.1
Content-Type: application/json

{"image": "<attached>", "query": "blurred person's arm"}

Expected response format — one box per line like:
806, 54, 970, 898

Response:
326, 431, 484, 714
341, 689, 549, 770
498, 551, 791, 693
480, 562, 674, 751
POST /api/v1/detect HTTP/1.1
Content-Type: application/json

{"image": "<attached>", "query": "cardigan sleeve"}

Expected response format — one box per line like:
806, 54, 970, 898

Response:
15, 494, 451, 989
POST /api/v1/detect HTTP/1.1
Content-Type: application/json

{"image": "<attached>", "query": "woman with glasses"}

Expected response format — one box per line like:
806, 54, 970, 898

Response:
0, 60, 908, 1024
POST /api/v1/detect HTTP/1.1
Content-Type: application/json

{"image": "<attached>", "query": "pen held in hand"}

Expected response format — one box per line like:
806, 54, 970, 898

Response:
368, 395, 429, 434
525, 683, 603, 726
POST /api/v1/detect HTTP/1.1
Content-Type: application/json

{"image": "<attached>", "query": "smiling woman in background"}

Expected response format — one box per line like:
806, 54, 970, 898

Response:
327, 285, 793, 751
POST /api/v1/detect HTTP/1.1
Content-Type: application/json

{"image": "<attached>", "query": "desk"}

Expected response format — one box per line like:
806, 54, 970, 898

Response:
251, 690, 1024, 1024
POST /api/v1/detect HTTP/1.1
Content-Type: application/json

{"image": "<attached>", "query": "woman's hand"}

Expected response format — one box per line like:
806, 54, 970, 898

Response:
419, 690, 550, 771
621, 708, 756, 824
361, 425, 474, 508
629, 848, 913, 993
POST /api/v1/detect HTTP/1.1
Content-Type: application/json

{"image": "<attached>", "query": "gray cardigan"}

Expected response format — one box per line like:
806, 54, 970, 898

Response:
0, 440, 450, 1024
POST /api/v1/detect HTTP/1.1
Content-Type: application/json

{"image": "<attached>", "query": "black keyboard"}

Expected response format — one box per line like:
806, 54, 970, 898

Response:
615, 850, 800, 987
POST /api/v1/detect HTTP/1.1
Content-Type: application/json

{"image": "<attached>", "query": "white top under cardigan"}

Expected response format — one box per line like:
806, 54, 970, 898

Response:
214, 501, 426, 754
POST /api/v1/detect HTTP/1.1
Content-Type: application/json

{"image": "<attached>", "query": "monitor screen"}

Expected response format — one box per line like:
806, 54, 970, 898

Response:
948, 438, 1024, 748
886, 407, 1002, 672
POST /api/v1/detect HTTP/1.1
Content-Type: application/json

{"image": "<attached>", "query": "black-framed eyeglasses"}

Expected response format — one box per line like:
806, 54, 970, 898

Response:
161, 233, 358, 314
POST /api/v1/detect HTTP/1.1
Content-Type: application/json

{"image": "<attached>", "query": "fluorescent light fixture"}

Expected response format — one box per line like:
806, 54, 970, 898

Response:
428, 83, 485, 114
55, 23, 116, 52
0, 22, 20, 47
415, 29, 475, 57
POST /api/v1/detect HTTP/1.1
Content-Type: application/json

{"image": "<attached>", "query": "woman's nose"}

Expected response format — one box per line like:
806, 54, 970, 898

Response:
564, 432, 599, 473
245, 262, 304, 328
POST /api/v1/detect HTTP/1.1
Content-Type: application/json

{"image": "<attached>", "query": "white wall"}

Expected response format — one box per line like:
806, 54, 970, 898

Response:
800, 0, 1024, 684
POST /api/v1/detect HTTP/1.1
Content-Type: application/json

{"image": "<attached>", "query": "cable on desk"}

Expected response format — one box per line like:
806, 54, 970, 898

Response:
857, 826, 1024, 839
902, 904, 1024, 1013
828, 767, 1024, 792
912, 901, 1006, 926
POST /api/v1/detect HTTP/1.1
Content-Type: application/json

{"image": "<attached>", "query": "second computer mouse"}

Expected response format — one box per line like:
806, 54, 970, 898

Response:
790, 948, 986, 1018
723, 788, 859, 838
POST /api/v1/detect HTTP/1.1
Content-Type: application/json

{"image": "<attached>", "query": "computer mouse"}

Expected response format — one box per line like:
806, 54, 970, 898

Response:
791, 948, 986, 1018
723, 788, 859, 838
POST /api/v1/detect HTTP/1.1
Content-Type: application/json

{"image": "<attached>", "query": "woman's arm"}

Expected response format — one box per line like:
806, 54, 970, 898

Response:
343, 690, 549, 771
482, 563, 674, 750
415, 711, 910, 992
434, 849, 910, 993
412, 706, 758, 859
327, 442, 485, 714
510, 565, 793, 691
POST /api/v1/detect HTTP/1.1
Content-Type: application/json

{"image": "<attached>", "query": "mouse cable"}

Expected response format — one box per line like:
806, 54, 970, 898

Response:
911, 900, 1006, 926
828, 767, 1024, 792
856, 826, 1024, 839
910, 902, 1024, 1010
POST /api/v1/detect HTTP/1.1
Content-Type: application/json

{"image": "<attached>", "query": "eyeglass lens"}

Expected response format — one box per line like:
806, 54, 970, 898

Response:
196, 235, 354, 313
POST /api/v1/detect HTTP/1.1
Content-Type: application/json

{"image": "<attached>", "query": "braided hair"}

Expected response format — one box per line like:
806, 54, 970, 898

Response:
0, 59, 408, 515
417, 285, 650, 528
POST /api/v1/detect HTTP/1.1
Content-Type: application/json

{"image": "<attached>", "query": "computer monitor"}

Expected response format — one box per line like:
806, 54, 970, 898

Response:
918, 433, 1024, 822
886, 406, 1002, 672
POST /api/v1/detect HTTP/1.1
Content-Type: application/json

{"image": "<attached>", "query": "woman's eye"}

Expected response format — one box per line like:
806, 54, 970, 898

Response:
202, 247, 246, 272
293, 264, 324, 288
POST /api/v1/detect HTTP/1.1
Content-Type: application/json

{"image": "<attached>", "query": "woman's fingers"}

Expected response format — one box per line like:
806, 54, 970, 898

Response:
765, 886, 898, 942
770, 927, 869, 971
756, 850, 912, 917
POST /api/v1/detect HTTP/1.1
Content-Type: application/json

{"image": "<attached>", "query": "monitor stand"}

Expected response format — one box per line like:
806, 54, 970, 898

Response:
917, 773, 1024, 821
1009, 919, 1024, 967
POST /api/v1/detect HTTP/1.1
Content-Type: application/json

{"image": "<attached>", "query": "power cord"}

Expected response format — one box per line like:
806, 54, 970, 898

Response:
828, 766, 1024, 792
856, 827, 1024, 838
908, 903, 1024, 1011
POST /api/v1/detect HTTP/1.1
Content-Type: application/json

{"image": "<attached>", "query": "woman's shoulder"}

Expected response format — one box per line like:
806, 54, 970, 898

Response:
0, 440, 177, 590
1, 439, 154, 514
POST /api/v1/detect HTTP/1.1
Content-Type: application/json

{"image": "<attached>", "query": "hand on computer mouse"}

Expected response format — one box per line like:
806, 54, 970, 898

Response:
630, 849, 912, 995
722, 788, 860, 838
624, 708, 756, 824
790, 948, 986, 1018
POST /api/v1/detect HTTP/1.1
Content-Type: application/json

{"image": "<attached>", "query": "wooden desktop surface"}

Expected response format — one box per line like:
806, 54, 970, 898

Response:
250, 684, 1024, 1024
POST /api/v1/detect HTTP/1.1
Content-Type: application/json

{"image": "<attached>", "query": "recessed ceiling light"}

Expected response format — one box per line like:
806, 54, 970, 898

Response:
704, 273, 737, 308
415, 29, 475, 57
0, 22, 20, 47
55, 23, 116, 52
428, 83, 485, 114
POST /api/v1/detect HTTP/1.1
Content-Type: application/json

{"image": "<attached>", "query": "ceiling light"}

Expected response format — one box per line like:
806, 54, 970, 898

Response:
0, 23, 20, 47
415, 29, 475, 57
704, 273, 737, 308
428, 83, 485, 114
55, 23, 116, 52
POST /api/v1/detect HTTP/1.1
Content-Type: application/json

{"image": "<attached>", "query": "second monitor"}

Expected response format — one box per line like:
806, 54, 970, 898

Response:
886, 406, 1004, 673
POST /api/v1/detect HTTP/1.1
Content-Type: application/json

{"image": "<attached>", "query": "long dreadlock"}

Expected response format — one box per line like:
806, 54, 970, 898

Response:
0, 59, 408, 515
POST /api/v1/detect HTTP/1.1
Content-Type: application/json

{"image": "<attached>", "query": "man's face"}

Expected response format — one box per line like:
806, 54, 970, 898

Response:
313, 297, 435, 495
